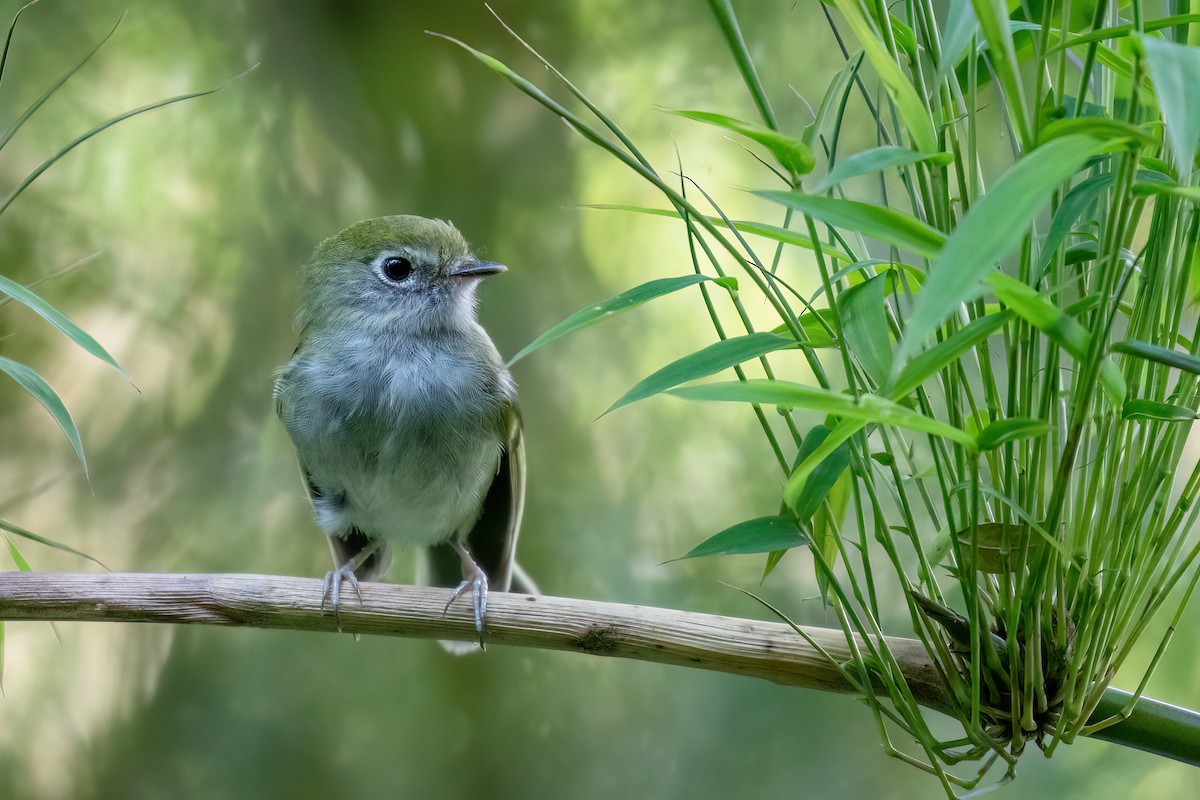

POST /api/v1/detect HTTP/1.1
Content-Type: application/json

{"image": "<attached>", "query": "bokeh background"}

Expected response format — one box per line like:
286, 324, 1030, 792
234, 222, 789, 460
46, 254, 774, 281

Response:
0, 1, 1196, 797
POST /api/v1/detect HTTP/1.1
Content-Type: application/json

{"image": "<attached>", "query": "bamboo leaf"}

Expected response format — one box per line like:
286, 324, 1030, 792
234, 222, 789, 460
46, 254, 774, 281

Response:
672, 515, 807, 560
837, 273, 893, 386
1051, 14, 1200, 51
937, 1, 979, 82
667, 379, 976, 448
802, 51, 863, 150
1037, 117, 1159, 149
0, 356, 86, 476
508, 275, 717, 365
988, 272, 1125, 405
893, 311, 1011, 398
791, 424, 852, 521
0, 517, 107, 569
582, 204, 853, 262
1114, 339, 1200, 374
1123, 399, 1197, 422
0, 73, 246, 218
0, 274, 127, 380
669, 109, 815, 175
957, 522, 1044, 574
976, 417, 1051, 451
754, 191, 946, 257
1142, 34, 1200, 178
605, 333, 797, 414
810, 259, 924, 303
0, 13, 121, 155
893, 135, 1112, 377
810, 146, 953, 194
1036, 172, 1115, 278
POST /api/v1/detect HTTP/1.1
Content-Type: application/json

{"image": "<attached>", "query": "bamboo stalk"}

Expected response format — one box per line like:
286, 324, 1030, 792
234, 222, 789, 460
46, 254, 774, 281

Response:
0, 571, 1196, 765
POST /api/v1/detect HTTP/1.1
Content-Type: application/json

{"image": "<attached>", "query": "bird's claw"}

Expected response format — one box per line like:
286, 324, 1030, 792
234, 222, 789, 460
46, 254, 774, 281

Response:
444, 567, 489, 648
321, 564, 363, 633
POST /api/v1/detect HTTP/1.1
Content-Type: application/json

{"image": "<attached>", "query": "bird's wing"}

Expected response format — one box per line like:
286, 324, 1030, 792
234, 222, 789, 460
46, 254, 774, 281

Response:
426, 401, 525, 592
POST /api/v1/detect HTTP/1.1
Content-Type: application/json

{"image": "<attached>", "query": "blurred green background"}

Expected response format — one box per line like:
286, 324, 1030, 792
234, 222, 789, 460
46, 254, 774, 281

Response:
0, 1, 1197, 797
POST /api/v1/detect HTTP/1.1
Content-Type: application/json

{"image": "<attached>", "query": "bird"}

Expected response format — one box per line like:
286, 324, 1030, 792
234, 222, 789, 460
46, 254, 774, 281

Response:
274, 215, 527, 649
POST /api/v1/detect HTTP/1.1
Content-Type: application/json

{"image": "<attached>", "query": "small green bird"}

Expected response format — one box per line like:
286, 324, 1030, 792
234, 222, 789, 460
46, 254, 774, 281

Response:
274, 215, 528, 648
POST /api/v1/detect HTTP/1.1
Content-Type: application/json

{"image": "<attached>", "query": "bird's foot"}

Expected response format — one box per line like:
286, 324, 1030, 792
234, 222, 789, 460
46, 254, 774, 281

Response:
444, 562, 489, 649
321, 563, 364, 633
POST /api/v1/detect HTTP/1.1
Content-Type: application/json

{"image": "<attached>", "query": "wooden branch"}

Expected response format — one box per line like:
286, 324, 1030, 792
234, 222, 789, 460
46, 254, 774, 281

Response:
1, 572, 1196, 766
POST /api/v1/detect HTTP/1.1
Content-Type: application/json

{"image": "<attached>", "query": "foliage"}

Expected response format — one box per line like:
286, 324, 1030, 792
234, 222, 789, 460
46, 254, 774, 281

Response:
0, 1, 238, 681
447, 0, 1200, 794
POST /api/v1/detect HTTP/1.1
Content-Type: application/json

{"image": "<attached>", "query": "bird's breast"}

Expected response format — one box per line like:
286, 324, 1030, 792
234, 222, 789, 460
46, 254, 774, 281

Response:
277, 333, 510, 545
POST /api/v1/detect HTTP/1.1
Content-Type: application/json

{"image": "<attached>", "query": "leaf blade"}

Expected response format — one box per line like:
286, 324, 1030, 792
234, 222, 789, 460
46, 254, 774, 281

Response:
0, 356, 86, 475
893, 135, 1112, 377
508, 275, 715, 365
606, 333, 797, 414
673, 515, 807, 560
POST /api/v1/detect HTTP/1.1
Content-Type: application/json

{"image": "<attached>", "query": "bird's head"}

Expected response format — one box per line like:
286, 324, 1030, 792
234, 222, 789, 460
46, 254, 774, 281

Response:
296, 215, 505, 336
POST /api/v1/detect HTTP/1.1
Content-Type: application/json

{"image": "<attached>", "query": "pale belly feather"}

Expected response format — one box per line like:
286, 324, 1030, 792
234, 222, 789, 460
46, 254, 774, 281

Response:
278, 339, 506, 547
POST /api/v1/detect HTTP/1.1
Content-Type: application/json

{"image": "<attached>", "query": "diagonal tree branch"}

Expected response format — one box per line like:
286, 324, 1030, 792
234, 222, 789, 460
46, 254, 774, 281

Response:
0, 571, 1196, 766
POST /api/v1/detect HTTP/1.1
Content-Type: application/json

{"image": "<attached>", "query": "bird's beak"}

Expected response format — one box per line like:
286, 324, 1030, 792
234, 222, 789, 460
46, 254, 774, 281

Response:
450, 261, 507, 278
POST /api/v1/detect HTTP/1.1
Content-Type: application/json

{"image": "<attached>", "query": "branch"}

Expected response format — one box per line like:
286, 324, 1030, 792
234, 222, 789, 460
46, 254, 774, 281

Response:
1, 572, 1196, 765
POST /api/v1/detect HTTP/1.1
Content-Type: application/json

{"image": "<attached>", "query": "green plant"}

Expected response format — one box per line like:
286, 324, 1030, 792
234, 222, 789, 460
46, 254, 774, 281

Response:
0, 1, 242, 683
442, 1, 1200, 794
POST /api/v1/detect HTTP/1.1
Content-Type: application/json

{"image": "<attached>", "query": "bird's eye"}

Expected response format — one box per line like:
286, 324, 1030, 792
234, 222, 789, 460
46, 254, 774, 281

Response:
381, 256, 413, 282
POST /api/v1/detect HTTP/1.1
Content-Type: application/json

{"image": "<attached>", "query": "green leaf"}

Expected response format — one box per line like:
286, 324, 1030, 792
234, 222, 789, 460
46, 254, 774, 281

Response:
582, 204, 854, 262
893, 135, 1112, 377
667, 379, 976, 449
772, 310, 839, 348
669, 109, 815, 175
957, 521, 1044, 575
1114, 339, 1200, 375
837, 273, 893, 386
1142, 34, 1200, 178
810, 146, 953, 194
0, 14, 120, 155
0, 72, 245, 218
0, 517, 107, 569
1037, 117, 1159, 149
1132, 180, 1200, 203
937, 1, 979, 83
810, 259, 925, 304
1123, 399, 1197, 422
1052, 14, 1200, 51
673, 515, 807, 560
976, 417, 1051, 451
0, 1, 40, 90
802, 51, 863, 150
1036, 172, 1115, 278
754, 191, 946, 257
893, 311, 1011, 398
813, 465, 851, 602
508, 275, 715, 365
0, 356, 86, 476
605, 333, 797, 414
791, 425, 852, 521
988, 272, 1125, 405
0, 274, 127, 380
830, 0, 937, 153
4, 534, 32, 572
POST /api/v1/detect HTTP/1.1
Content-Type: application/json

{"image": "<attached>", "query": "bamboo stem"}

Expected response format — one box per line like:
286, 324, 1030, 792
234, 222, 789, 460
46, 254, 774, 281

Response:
0, 572, 1196, 765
